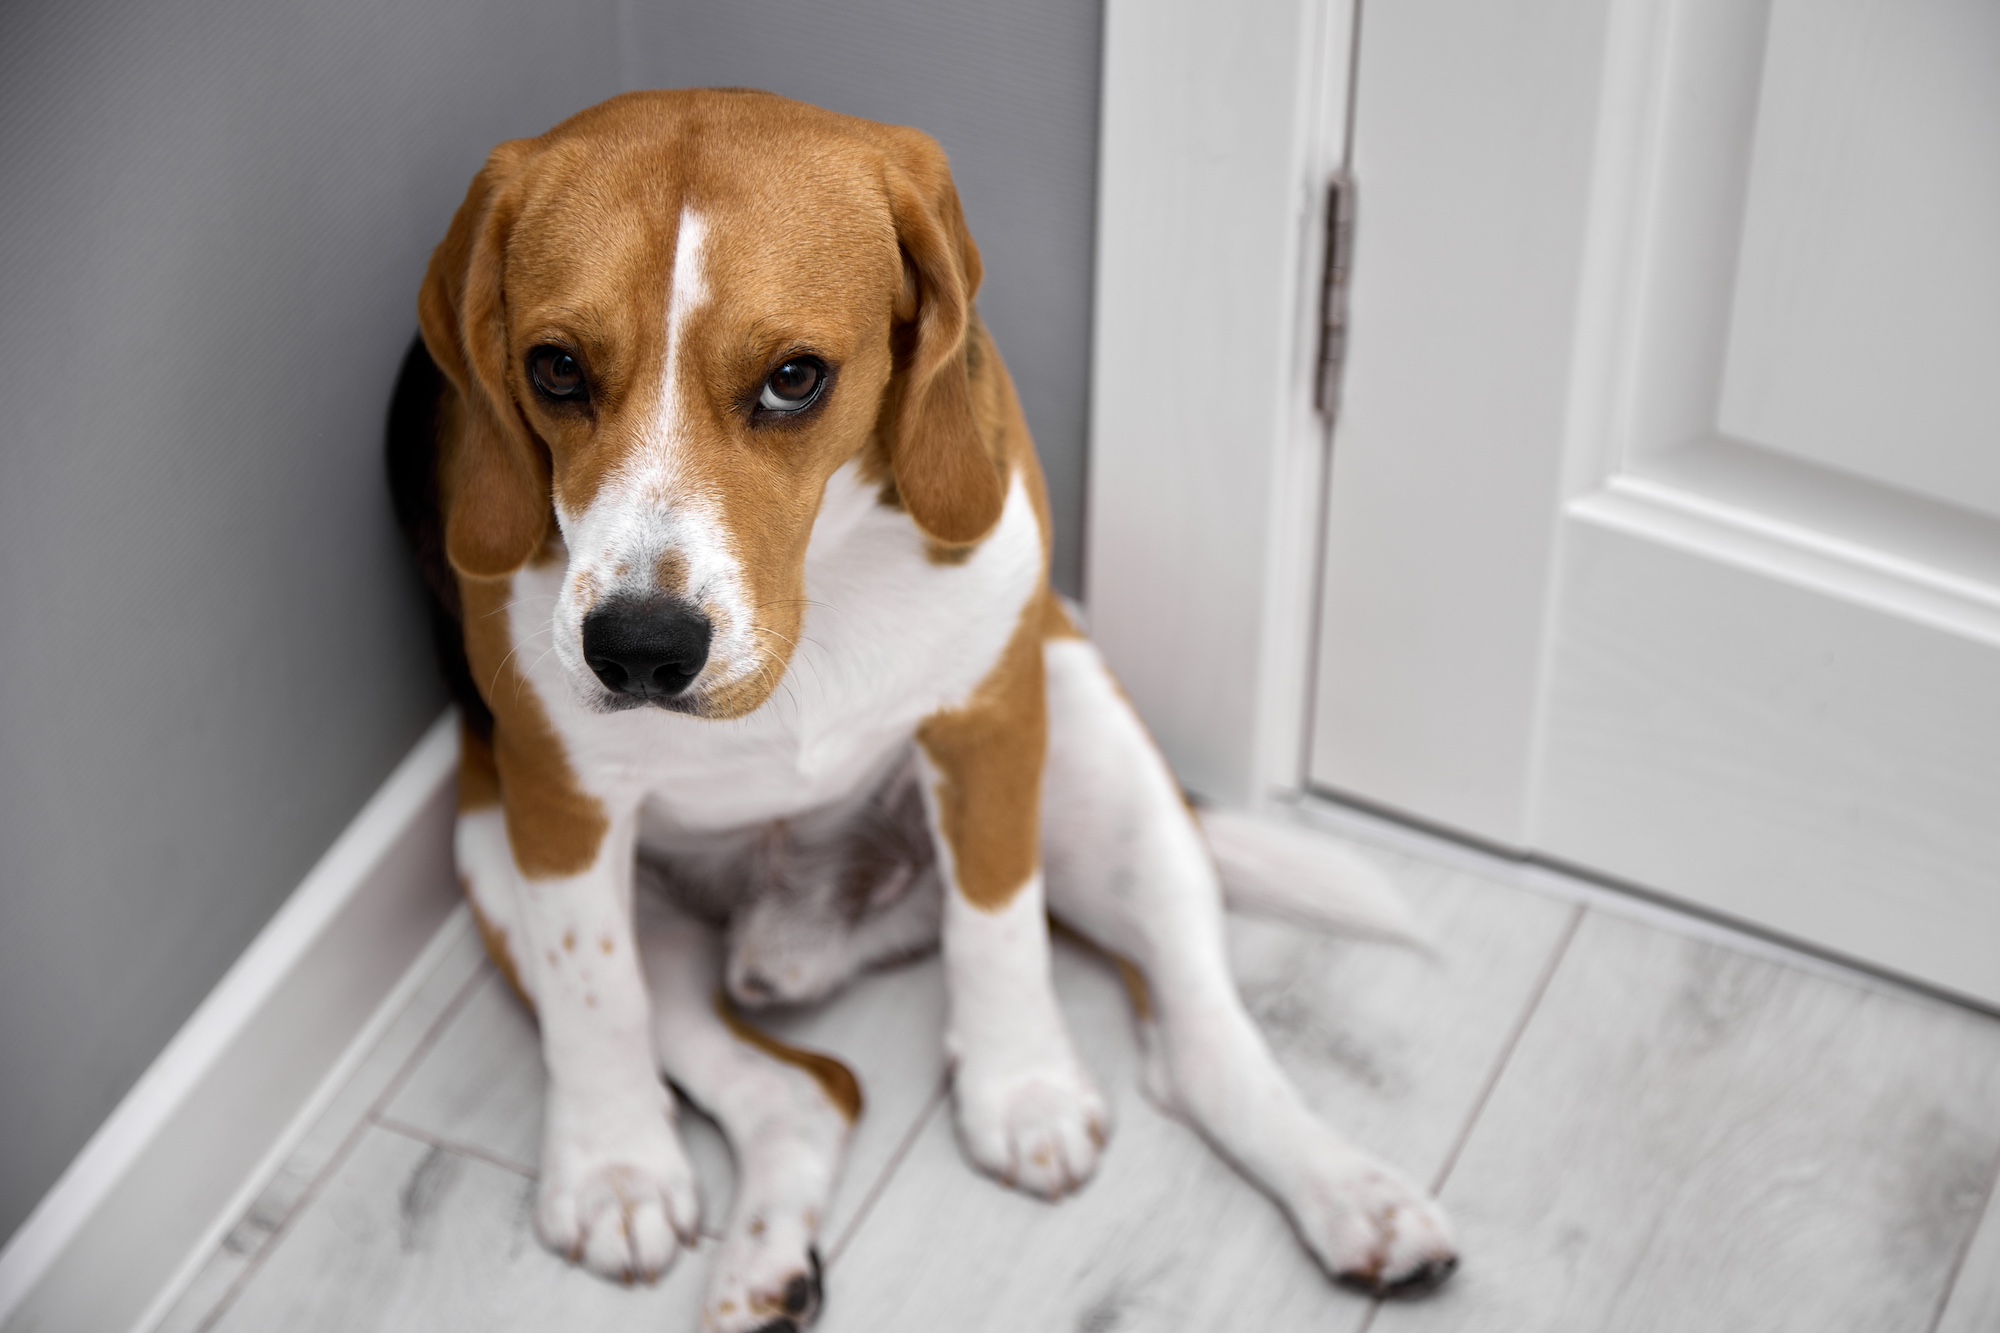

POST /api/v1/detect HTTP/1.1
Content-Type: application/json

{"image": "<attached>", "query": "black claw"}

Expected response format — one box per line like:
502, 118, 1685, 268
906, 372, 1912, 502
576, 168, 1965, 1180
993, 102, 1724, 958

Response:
1381, 1253, 1459, 1298
784, 1247, 825, 1317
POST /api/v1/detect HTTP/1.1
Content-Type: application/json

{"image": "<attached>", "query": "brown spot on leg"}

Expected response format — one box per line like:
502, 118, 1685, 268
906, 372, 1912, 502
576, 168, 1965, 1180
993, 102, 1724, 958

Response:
715, 993, 864, 1121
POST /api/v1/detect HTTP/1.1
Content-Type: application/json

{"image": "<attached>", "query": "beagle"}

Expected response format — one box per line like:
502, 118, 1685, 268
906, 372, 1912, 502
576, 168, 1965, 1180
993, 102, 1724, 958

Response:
388, 88, 1455, 1331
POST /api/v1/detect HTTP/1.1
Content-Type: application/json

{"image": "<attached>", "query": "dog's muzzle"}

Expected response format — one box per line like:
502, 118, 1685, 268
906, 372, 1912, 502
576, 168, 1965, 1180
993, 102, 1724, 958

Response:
581, 594, 712, 701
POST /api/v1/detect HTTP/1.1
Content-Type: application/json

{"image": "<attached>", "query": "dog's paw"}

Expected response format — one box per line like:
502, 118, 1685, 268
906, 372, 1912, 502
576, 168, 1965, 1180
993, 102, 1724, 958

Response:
1293, 1161, 1458, 1296
951, 1053, 1109, 1199
701, 1092, 850, 1330
704, 1242, 823, 1333
535, 1092, 701, 1284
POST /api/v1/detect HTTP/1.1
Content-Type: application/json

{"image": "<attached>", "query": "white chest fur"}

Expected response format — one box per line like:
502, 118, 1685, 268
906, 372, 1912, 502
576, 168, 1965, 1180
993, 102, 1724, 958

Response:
509, 459, 1042, 834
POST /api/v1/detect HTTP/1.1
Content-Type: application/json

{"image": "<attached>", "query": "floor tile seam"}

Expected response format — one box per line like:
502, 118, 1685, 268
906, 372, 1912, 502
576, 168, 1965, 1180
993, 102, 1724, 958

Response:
1426, 902, 1584, 1198
188, 1102, 373, 1333
361, 961, 498, 1129
368, 1113, 538, 1181
823, 1075, 951, 1268
1925, 1129, 2000, 1333
1353, 903, 1587, 1333
184, 958, 495, 1333
365, 1113, 742, 1242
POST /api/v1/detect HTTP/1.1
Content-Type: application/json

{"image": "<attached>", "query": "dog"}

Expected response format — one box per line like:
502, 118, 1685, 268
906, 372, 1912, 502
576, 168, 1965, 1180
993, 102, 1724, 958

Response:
388, 88, 1456, 1331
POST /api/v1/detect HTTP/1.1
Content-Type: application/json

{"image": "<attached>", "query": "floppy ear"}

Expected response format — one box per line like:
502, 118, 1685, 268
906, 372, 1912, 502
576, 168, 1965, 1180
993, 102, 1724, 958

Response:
418, 141, 551, 579
881, 132, 1006, 547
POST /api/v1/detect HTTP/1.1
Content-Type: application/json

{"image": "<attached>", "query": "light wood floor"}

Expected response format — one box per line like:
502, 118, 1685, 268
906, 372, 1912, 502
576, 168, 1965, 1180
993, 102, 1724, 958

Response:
148, 805, 2000, 1333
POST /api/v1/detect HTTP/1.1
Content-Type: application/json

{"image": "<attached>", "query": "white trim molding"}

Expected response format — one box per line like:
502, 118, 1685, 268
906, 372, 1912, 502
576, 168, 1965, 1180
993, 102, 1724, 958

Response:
0, 712, 461, 1333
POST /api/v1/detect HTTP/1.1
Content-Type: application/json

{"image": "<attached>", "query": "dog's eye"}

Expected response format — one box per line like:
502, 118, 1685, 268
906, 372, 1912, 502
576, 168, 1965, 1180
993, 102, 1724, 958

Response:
757, 358, 826, 413
528, 346, 589, 403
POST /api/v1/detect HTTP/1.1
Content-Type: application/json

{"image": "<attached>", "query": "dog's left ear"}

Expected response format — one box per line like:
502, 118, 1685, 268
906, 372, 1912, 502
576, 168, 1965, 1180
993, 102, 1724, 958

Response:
880, 130, 1006, 547
418, 140, 552, 579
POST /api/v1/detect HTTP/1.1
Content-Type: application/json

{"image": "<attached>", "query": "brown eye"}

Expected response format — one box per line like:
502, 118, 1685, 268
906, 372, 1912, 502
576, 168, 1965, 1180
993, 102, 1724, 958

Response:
757, 357, 826, 413
528, 345, 588, 403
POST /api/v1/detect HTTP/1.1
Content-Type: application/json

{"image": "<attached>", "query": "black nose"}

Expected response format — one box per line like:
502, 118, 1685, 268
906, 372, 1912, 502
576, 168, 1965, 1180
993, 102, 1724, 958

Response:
581, 596, 712, 700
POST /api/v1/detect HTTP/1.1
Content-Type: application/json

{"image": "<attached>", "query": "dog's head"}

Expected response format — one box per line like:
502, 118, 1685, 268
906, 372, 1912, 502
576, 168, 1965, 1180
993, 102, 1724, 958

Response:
420, 90, 1004, 718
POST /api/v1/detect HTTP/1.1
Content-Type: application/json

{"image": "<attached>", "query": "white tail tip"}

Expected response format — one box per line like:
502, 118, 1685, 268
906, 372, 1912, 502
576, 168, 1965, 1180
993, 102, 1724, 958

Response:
1197, 808, 1432, 950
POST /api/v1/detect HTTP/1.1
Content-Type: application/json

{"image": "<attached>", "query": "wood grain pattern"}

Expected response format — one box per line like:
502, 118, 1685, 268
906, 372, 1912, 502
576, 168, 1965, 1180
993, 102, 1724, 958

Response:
143, 827, 2000, 1333
148, 914, 489, 1333
206, 1129, 710, 1333
820, 848, 1579, 1332
1933, 1163, 2000, 1333
1372, 911, 2000, 1333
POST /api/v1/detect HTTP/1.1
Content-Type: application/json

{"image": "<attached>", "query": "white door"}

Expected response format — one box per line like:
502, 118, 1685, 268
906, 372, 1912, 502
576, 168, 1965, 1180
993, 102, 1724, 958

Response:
1310, 0, 2000, 1003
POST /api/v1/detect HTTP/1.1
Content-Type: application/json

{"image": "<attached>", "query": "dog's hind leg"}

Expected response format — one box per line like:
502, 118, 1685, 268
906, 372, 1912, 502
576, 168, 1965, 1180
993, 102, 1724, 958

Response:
635, 878, 855, 1333
1040, 633, 1459, 1295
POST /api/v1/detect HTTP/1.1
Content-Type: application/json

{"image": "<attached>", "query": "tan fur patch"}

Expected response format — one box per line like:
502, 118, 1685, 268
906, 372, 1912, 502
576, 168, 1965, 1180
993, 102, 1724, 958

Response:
924, 539, 978, 567
917, 588, 1050, 913
457, 720, 501, 811
458, 572, 610, 879
653, 550, 690, 597
714, 993, 864, 1122
1040, 590, 1084, 641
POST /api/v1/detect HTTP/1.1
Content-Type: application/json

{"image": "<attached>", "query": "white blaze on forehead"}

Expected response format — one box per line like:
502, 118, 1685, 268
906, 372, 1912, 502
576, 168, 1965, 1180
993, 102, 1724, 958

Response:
644, 207, 711, 481
670, 210, 709, 317
548, 205, 760, 699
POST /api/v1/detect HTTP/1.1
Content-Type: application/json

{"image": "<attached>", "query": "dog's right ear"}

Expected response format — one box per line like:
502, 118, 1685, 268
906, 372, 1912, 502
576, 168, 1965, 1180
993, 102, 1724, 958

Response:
418, 141, 551, 580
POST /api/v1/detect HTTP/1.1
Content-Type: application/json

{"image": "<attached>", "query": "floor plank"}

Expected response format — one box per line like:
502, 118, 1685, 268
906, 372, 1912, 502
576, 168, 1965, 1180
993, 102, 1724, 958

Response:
1924, 1137, 2000, 1333
203, 1128, 709, 1333
820, 847, 1581, 1332
380, 945, 954, 1246
148, 913, 489, 1333
1371, 910, 2000, 1333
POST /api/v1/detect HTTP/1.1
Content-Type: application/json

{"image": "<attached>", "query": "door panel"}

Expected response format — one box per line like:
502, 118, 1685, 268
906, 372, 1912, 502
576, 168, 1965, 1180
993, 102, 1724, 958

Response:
1308, 0, 1613, 845
1540, 518, 2000, 993
1313, 0, 2000, 1002
1718, 0, 2000, 513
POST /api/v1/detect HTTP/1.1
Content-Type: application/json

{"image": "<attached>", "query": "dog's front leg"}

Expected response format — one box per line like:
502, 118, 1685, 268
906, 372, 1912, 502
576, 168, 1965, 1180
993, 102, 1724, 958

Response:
918, 630, 1109, 1198
503, 800, 701, 1282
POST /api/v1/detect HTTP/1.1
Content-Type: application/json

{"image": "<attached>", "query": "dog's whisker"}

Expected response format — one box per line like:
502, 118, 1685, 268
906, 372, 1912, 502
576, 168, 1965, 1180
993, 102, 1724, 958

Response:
511, 642, 564, 704
485, 624, 554, 696
482, 594, 560, 620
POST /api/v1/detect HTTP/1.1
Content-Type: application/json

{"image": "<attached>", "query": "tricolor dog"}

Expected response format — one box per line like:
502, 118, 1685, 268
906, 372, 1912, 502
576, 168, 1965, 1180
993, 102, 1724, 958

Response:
388, 89, 1456, 1330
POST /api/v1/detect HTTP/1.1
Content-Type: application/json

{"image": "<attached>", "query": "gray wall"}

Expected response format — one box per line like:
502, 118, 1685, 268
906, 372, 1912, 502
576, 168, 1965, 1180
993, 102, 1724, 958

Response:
0, 0, 1100, 1243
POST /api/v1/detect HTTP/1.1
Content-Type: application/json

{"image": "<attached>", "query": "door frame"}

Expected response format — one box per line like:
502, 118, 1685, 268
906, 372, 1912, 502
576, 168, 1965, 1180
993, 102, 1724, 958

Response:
1084, 0, 1354, 806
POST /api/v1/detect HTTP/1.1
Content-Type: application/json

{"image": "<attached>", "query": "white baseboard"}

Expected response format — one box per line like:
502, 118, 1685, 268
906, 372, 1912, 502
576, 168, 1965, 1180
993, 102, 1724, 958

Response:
0, 711, 462, 1333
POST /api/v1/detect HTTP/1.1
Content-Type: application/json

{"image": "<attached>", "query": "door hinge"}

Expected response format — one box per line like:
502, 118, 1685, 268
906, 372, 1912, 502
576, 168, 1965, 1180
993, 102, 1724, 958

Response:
1314, 171, 1356, 422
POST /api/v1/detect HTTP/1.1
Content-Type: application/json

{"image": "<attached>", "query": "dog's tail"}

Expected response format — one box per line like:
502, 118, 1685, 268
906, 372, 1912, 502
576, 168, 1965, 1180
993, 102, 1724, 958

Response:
1197, 809, 1431, 950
